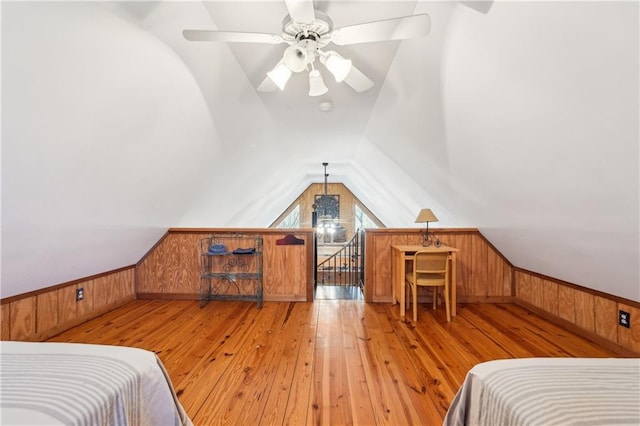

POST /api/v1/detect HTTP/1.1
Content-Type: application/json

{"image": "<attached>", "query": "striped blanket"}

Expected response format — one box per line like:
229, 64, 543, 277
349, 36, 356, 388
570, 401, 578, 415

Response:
0, 341, 192, 426
444, 357, 640, 426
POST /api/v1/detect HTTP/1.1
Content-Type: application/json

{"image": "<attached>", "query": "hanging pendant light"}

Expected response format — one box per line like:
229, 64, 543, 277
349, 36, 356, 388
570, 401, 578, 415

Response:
316, 162, 333, 236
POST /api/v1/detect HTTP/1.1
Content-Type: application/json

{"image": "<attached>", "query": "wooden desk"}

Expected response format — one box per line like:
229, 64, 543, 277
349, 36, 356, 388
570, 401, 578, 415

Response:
391, 244, 459, 318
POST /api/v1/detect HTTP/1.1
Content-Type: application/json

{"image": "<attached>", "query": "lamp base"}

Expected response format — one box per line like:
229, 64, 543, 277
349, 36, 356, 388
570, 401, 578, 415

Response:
420, 233, 442, 247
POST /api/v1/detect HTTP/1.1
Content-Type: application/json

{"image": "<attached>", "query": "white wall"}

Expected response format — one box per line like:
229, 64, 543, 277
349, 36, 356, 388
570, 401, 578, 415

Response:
1, 2, 218, 297
368, 1, 639, 301
2, 1, 638, 303
365, 1, 468, 226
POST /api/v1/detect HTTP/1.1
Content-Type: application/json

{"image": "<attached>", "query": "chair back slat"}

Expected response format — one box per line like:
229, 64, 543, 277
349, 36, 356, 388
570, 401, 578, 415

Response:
414, 252, 448, 274
405, 250, 451, 322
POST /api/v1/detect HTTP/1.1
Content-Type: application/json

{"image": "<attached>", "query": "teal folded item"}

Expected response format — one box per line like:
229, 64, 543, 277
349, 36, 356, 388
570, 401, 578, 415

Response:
208, 244, 227, 254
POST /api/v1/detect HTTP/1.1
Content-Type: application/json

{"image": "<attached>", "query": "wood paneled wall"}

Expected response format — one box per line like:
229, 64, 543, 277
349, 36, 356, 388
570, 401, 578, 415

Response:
0, 267, 135, 341
3, 226, 637, 355
364, 228, 513, 303
515, 269, 640, 354
135, 229, 314, 302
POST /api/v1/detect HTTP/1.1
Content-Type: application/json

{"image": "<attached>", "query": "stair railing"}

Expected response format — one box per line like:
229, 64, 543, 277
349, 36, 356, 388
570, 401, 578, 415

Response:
317, 230, 364, 288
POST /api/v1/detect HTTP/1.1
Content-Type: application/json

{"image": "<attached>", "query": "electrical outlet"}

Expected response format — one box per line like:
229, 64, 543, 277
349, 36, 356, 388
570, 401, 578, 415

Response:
76, 287, 84, 301
619, 310, 630, 329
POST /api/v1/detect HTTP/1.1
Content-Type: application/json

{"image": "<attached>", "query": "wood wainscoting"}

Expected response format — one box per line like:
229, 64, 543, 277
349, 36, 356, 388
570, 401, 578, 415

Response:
0, 266, 135, 341
135, 228, 314, 302
364, 228, 513, 304
515, 269, 640, 354
3, 226, 638, 356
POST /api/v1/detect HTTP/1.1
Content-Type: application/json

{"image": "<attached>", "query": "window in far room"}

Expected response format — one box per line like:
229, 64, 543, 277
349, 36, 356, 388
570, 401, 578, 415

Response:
276, 204, 301, 228
355, 204, 379, 230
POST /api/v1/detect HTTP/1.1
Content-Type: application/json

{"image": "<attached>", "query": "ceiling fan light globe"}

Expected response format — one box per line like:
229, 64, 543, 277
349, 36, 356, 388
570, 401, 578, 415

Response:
267, 63, 292, 90
308, 69, 328, 97
326, 54, 352, 82
283, 45, 308, 73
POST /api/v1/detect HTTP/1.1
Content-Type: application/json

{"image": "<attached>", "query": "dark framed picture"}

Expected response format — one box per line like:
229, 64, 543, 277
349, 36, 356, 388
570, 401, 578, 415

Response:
314, 194, 340, 218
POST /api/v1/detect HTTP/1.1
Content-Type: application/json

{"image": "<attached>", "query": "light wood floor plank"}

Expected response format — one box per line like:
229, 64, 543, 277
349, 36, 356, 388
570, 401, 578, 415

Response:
281, 302, 319, 426
48, 300, 631, 425
159, 302, 250, 385
173, 302, 256, 415
359, 302, 437, 425
340, 300, 378, 426
260, 302, 317, 426
387, 309, 469, 417
309, 300, 355, 425
454, 304, 535, 358
190, 303, 286, 424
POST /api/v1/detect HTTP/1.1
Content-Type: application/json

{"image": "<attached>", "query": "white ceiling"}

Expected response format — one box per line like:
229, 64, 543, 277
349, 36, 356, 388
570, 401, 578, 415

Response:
114, 0, 442, 155
1, 1, 638, 302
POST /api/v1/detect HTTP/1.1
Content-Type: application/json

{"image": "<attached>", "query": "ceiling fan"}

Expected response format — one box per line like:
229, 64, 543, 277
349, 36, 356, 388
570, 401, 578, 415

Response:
183, 0, 431, 96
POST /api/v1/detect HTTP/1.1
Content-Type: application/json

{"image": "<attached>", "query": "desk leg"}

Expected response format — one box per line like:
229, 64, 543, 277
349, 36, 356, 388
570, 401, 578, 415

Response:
451, 252, 457, 317
399, 255, 406, 317
391, 249, 397, 305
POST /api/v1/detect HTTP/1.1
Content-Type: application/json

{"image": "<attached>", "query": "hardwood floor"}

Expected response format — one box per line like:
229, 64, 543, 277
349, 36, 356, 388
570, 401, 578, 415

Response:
48, 300, 627, 425
314, 285, 364, 300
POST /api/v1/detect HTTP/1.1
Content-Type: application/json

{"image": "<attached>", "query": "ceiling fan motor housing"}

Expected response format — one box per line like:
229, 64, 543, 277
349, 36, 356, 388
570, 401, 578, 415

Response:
280, 10, 334, 73
282, 10, 333, 49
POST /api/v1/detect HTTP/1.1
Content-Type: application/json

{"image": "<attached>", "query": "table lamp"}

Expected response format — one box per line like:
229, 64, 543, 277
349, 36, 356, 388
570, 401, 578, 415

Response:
415, 209, 440, 247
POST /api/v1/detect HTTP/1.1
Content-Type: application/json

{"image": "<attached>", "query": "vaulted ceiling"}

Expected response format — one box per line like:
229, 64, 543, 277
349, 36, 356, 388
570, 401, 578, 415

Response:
2, 1, 638, 302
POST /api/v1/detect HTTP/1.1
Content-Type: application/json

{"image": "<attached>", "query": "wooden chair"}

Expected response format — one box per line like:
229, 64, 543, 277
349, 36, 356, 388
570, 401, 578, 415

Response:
405, 251, 450, 322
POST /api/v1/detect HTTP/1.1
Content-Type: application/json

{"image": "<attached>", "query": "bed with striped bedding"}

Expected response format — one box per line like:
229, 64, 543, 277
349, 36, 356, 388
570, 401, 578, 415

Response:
0, 341, 192, 426
444, 357, 640, 426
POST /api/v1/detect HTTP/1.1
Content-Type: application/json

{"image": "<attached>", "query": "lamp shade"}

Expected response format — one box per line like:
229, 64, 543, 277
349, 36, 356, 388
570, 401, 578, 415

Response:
266, 62, 292, 91
415, 209, 438, 223
325, 52, 352, 82
308, 69, 328, 96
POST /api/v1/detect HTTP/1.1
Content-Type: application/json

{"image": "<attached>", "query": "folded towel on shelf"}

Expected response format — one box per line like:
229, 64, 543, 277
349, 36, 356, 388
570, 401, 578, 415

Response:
232, 247, 256, 255
208, 244, 227, 254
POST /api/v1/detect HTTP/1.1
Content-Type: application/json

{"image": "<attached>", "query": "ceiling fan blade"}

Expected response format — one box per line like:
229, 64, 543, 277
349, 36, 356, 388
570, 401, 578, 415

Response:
183, 30, 284, 44
343, 65, 374, 93
257, 76, 278, 92
284, 0, 315, 25
331, 13, 430, 46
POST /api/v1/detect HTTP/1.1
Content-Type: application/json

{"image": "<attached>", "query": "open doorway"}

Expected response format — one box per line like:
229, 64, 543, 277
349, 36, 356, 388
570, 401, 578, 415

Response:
314, 228, 365, 300
270, 164, 384, 300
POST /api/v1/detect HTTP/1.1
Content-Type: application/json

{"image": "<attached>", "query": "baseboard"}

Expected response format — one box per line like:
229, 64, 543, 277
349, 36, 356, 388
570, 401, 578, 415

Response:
458, 296, 515, 304
135, 293, 308, 302
394, 295, 514, 305
136, 293, 199, 300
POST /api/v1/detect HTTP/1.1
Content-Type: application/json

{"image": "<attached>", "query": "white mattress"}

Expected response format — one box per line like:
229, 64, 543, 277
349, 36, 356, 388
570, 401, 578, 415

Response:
444, 357, 640, 426
0, 341, 193, 426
